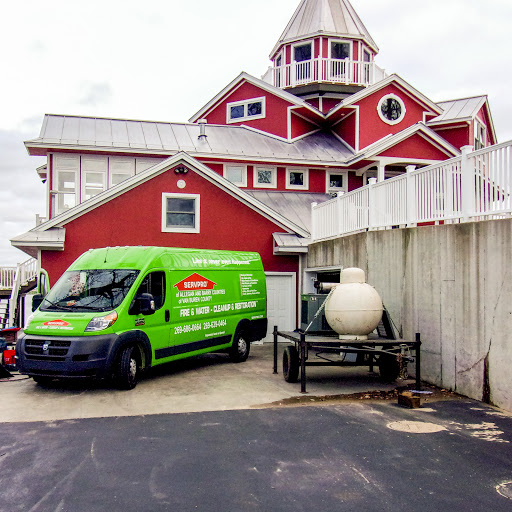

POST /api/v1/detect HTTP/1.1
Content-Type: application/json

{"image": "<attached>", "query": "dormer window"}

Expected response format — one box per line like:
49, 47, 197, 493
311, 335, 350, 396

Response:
227, 97, 266, 123
377, 94, 406, 125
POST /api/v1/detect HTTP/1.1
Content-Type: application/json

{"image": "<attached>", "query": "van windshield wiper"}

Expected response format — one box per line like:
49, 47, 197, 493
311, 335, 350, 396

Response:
41, 298, 74, 311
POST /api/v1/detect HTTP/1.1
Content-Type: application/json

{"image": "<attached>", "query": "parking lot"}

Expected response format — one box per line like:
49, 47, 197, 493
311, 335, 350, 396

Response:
2, 343, 512, 511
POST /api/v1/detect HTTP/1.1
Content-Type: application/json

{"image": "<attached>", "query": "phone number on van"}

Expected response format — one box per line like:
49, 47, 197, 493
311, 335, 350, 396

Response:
174, 319, 227, 335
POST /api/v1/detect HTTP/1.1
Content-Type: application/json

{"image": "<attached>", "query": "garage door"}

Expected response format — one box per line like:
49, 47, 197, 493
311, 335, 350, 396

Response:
263, 273, 296, 343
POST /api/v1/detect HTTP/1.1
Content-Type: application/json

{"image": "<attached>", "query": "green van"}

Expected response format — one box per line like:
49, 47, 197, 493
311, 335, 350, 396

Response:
16, 247, 267, 389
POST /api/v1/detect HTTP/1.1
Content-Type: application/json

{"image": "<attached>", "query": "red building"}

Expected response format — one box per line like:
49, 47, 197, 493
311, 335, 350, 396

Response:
12, 0, 497, 336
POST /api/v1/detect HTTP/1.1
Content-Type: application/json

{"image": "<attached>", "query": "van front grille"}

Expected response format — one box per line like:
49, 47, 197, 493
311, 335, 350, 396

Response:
25, 339, 72, 361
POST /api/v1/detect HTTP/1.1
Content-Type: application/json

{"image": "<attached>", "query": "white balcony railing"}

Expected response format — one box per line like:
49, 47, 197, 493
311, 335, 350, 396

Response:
312, 141, 512, 241
266, 58, 387, 89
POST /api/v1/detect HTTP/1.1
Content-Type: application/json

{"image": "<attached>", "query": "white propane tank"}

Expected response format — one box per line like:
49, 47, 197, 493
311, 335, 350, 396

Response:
324, 268, 383, 340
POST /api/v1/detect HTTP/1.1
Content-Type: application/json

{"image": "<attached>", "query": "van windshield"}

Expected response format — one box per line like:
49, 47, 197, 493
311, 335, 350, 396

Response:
40, 269, 140, 313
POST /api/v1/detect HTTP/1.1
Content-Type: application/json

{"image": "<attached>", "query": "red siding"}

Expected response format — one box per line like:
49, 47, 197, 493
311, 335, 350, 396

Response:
432, 125, 469, 151
41, 167, 298, 286
334, 111, 357, 150
357, 84, 430, 149
204, 82, 292, 139
378, 134, 452, 160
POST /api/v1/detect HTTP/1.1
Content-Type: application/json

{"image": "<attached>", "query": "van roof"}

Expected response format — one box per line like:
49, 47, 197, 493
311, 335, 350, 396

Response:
68, 246, 264, 272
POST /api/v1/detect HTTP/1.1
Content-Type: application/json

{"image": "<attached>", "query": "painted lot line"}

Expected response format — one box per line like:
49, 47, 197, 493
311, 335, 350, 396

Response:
1, 400, 512, 512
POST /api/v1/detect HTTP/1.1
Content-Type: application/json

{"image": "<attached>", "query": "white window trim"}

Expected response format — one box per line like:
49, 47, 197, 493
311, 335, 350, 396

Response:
328, 38, 352, 60
54, 169, 79, 215
161, 193, 200, 234
326, 170, 348, 194
253, 166, 277, 189
223, 164, 248, 187
286, 168, 309, 190
377, 93, 406, 126
81, 170, 107, 202
292, 40, 313, 62
226, 97, 266, 124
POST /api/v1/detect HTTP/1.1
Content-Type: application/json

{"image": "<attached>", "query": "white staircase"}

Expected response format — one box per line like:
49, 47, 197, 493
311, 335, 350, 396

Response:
0, 258, 38, 328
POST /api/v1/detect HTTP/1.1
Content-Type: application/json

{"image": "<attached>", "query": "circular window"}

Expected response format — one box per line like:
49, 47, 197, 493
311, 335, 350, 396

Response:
378, 94, 406, 125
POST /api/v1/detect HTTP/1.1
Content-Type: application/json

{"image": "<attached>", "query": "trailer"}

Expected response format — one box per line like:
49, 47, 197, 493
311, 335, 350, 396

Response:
272, 326, 421, 394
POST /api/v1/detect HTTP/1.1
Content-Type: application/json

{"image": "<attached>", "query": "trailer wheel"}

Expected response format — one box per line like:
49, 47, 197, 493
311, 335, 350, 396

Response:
229, 329, 250, 363
283, 346, 299, 383
378, 354, 400, 382
115, 345, 140, 390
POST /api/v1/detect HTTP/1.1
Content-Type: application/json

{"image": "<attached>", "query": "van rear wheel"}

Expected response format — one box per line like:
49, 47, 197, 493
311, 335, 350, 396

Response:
229, 330, 250, 363
115, 345, 140, 390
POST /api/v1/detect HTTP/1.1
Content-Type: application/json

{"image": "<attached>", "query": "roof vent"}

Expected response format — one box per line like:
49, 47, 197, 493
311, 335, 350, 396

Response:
198, 119, 207, 140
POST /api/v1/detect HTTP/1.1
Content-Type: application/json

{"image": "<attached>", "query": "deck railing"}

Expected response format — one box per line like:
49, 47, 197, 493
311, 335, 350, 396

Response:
312, 141, 512, 241
265, 57, 387, 89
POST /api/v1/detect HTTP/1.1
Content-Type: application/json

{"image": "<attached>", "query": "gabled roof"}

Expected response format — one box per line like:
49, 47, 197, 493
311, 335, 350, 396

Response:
347, 123, 460, 165
270, 0, 378, 57
188, 72, 324, 124
428, 95, 497, 143
328, 74, 444, 119
25, 113, 354, 165
11, 153, 312, 257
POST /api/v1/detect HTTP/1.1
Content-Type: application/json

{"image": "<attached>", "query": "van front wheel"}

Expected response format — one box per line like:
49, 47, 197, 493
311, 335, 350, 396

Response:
229, 330, 250, 363
115, 345, 140, 390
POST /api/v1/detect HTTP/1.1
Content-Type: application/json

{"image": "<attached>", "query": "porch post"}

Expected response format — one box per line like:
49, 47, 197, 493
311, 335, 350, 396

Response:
368, 177, 377, 229
461, 145, 475, 221
406, 165, 416, 226
377, 162, 385, 182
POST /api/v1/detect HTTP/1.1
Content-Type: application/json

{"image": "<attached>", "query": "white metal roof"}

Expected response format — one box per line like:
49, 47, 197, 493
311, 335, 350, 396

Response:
246, 191, 331, 232
26, 114, 354, 165
271, 0, 379, 57
429, 96, 487, 124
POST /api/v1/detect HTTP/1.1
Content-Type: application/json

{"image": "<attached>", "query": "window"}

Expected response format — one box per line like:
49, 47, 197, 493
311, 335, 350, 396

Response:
294, 42, 312, 82
326, 170, 348, 196
254, 166, 277, 188
162, 193, 200, 233
294, 43, 311, 62
109, 156, 135, 187
331, 41, 350, 60
286, 168, 309, 190
475, 119, 487, 150
377, 94, 406, 125
83, 171, 106, 200
224, 165, 247, 187
133, 271, 166, 310
227, 97, 266, 123
56, 170, 77, 213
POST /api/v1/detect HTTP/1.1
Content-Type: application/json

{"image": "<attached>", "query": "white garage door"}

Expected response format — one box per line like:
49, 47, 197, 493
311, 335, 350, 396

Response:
263, 273, 296, 343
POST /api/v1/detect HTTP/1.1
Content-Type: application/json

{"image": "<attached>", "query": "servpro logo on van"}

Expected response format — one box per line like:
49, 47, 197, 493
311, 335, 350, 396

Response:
174, 273, 217, 291
36, 319, 74, 331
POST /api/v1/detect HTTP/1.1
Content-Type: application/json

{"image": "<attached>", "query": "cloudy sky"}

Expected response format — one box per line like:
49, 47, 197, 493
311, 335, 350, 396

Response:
1, 0, 511, 265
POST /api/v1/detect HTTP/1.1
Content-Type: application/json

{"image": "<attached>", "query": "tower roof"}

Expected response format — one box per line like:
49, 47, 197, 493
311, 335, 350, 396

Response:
271, 0, 378, 58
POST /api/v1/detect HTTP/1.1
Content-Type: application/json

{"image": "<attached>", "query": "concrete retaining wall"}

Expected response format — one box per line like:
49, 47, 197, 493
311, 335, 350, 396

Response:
308, 219, 512, 412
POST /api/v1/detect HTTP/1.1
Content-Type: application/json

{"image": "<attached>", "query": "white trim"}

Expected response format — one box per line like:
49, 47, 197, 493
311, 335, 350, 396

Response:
29, 152, 310, 238
326, 169, 348, 194
377, 93, 406, 125
189, 71, 323, 123
253, 166, 277, 188
223, 164, 248, 187
227, 96, 266, 124
286, 167, 309, 190
292, 39, 314, 62
328, 38, 352, 60
161, 192, 200, 234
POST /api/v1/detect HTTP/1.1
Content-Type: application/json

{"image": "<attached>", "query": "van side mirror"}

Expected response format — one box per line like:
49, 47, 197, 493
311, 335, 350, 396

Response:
129, 293, 156, 316
32, 294, 44, 312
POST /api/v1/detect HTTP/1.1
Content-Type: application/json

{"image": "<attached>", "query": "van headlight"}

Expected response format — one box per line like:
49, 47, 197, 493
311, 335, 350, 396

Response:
85, 312, 118, 332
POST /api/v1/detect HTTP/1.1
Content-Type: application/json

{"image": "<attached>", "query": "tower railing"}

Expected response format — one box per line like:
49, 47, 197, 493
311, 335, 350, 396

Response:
266, 57, 387, 89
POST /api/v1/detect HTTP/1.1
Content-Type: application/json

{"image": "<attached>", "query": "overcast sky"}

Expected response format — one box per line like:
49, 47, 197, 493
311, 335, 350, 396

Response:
1, 0, 511, 265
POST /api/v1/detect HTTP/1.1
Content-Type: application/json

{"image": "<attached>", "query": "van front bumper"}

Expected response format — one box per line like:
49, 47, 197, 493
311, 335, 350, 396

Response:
16, 333, 119, 379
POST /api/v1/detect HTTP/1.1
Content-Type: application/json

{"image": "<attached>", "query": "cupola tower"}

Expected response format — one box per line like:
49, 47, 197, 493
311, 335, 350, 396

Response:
265, 0, 385, 99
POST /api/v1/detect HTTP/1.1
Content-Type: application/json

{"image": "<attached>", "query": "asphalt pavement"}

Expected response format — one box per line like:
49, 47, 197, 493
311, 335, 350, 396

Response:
1, 344, 512, 511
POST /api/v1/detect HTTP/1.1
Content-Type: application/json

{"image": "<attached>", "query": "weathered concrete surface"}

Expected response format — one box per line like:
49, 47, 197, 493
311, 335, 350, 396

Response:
0, 344, 410, 423
308, 218, 512, 412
